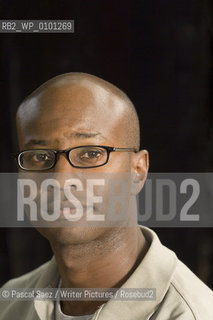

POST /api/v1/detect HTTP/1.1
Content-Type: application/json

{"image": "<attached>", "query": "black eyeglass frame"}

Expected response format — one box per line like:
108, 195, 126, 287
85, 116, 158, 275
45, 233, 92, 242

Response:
11, 145, 138, 171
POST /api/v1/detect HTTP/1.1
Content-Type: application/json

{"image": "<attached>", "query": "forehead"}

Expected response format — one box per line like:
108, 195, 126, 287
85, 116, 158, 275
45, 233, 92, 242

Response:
17, 81, 128, 146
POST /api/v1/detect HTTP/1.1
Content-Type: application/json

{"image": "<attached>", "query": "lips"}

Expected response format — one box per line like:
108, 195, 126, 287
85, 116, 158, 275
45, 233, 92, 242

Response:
60, 204, 82, 211
60, 200, 88, 209
39, 199, 97, 220
60, 207, 79, 218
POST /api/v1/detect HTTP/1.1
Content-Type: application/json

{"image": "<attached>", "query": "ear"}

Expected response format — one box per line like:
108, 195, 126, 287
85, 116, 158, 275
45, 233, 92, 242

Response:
131, 149, 149, 195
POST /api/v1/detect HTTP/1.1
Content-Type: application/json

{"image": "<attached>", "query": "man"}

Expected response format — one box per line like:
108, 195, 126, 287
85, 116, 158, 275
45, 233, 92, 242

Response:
1, 73, 213, 319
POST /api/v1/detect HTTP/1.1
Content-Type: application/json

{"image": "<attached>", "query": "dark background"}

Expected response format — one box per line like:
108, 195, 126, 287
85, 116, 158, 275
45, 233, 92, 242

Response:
0, 0, 213, 288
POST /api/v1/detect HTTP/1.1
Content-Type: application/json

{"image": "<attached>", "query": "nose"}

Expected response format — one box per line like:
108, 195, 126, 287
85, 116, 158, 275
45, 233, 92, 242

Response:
48, 153, 77, 188
53, 153, 74, 173
48, 154, 85, 201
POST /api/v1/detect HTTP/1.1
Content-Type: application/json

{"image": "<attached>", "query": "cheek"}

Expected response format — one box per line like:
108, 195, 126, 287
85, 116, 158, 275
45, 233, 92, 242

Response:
107, 153, 132, 172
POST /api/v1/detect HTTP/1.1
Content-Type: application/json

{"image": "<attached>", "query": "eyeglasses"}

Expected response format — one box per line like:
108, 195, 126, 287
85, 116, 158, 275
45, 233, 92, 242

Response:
11, 145, 137, 171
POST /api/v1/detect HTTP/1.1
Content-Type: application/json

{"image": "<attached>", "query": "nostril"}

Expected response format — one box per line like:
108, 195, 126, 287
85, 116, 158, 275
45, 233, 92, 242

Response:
70, 184, 77, 190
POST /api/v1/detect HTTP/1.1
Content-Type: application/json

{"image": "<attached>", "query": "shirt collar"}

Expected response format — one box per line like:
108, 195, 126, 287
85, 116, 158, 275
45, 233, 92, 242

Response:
96, 226, 177, 319
34, 226, 177, 320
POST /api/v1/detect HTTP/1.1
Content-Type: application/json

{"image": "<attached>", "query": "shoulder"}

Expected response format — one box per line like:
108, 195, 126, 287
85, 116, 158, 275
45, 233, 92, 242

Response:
171, 259, 213, 318
155, 257, 213, 320
0, 259, 56, 320
140, 226, 213, 319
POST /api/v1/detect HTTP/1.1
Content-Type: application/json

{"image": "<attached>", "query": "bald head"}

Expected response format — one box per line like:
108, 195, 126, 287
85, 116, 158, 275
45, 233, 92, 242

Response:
16, 72, 140, 151
15, 73, 149, 246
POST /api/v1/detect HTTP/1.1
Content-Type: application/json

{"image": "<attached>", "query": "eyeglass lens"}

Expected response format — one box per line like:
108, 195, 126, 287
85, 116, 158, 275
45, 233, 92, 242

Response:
19, 147, 108, 170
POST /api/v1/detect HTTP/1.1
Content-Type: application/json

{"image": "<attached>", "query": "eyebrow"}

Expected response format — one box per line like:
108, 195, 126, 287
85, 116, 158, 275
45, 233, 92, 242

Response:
66, 132, 102, 139
25, 132, 105, 147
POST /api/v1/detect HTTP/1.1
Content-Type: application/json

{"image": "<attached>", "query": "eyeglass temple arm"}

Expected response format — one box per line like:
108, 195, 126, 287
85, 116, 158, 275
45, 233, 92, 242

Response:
11, 153, 18, 158
113, 148, 138, 152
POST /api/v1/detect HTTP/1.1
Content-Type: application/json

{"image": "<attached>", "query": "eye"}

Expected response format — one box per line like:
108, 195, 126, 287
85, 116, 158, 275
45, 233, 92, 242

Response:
32, 153, 49, 162
27, 151, 54, 163
75, 148, 106, 163
70, 147, 107, 166
81, 150, 102, 160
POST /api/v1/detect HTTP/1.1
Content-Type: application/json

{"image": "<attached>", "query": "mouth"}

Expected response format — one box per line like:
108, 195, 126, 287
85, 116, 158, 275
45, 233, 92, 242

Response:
59, 203, 95, 216
38, 200, 98, 222
60, 207, 78, 215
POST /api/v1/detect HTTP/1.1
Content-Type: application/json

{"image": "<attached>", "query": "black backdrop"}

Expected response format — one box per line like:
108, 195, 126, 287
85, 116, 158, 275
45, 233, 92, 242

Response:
0, 0, 213, 288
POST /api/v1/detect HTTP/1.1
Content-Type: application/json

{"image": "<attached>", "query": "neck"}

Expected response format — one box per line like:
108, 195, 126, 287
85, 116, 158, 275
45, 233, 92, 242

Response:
51, 226, 148, 316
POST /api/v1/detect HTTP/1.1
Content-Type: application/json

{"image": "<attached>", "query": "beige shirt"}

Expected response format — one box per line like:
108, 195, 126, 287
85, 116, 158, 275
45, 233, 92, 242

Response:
54, 279, 94, 320
1, 226, 213, 320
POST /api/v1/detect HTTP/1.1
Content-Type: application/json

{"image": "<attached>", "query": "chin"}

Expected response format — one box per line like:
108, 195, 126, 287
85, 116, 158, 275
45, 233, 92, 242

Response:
35, 225, 107, 246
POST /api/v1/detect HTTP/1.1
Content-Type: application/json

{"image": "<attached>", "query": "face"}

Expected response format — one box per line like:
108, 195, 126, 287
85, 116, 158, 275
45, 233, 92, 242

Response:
17, 80, 148, 246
